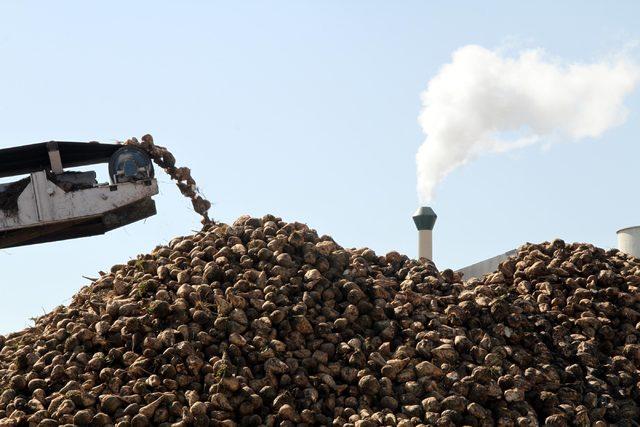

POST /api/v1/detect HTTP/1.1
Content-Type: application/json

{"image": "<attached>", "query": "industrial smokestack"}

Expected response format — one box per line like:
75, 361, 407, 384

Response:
617, 226, 640, 258
413, 206, 437, 260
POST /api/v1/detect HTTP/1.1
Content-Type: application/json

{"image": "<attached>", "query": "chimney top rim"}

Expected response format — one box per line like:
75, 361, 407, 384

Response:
413, 206, 437, 230
617, 225, 640, 234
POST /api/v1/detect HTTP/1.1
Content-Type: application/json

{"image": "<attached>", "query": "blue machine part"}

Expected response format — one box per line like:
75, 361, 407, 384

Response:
108, 146, 154, 184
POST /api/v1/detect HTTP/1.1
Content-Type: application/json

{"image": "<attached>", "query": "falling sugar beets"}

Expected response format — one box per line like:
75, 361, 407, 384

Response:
124, 134, 212, 225
0, 211, 639, 425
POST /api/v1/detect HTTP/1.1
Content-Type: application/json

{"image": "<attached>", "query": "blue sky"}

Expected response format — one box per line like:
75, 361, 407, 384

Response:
1, 1, 639, 333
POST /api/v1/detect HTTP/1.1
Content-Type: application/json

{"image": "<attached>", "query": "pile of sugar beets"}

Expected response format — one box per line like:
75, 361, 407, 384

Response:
1, 215, 640, 426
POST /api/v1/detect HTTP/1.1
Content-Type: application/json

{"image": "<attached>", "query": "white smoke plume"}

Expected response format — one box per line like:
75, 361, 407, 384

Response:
417, 45, 640, 203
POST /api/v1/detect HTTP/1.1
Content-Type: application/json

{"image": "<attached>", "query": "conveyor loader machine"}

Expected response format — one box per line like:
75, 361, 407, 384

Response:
0, 141, 159, 248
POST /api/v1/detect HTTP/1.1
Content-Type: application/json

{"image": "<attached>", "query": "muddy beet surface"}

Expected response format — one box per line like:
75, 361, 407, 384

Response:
0, 216, 639, 426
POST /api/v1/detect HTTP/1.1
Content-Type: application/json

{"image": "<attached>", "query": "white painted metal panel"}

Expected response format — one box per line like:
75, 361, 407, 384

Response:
457, 250, 517, 279
0, 171, 158, 231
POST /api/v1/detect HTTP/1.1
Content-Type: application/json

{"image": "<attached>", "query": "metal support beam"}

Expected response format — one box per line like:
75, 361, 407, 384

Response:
47, 142, 64, 174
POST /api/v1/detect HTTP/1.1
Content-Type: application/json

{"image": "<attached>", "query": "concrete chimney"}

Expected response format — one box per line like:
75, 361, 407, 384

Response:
617, 226, 640, 258
413, 206, 437, 260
